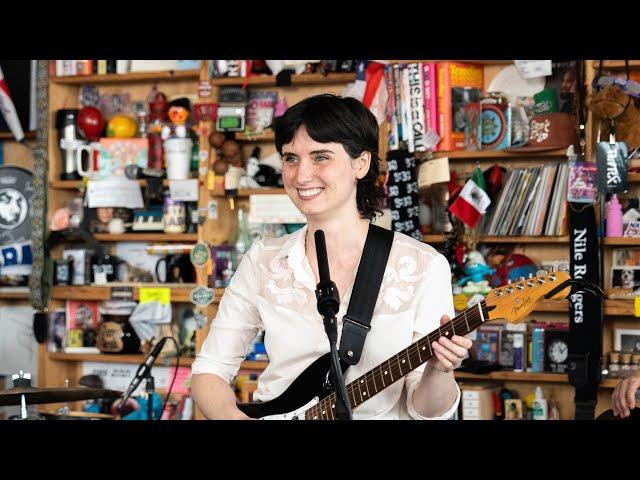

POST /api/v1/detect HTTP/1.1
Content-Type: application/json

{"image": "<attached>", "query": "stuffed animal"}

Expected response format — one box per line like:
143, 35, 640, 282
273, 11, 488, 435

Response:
588, 84, 640, 150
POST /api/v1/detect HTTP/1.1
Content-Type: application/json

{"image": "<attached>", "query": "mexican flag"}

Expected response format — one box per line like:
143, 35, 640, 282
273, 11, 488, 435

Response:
449, 176, 491, 228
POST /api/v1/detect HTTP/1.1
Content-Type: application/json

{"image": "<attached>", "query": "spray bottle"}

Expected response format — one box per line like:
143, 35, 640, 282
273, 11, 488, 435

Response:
532, 386, 548, 420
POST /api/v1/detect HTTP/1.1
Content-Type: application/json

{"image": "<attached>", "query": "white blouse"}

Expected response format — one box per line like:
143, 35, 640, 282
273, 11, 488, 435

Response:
192, 224, 460, 420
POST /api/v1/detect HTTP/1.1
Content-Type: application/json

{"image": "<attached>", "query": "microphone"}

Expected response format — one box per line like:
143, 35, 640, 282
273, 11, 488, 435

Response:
120, 337, 169, 410
314, 230, 339, 319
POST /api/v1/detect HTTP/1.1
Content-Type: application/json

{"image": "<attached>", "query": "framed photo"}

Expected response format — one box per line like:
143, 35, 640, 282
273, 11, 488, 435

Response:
614, 328, 640, 353
504, 399, 524, 420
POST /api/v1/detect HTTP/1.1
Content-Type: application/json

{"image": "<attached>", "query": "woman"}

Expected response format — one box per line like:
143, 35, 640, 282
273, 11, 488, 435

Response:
191, 94, 472, 419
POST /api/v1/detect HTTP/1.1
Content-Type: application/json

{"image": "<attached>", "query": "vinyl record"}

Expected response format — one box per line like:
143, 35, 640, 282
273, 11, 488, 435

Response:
0, 166, 34, 245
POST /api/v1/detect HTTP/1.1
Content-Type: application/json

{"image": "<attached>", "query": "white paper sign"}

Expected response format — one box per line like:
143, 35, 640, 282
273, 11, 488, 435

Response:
169, 179, 199, 202
514, 60, 552, 79
87, 179, 144, 209
249, 194, 306, 224
0, 306, 38, 377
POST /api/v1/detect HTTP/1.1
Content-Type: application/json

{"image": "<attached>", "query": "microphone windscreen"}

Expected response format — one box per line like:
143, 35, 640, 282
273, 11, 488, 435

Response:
33, 312, 48, 344
314, 230, 330, 282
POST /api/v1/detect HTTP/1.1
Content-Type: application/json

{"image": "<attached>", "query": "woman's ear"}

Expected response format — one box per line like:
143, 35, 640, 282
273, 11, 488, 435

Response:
354, 151, 372, 180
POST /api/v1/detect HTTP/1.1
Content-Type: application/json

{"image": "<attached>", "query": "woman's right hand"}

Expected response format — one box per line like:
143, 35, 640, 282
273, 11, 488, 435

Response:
612, 369, 640, 418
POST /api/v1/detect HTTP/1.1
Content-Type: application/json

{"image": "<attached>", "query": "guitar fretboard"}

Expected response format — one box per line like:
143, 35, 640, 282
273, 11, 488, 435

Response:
305, 301, 490, 420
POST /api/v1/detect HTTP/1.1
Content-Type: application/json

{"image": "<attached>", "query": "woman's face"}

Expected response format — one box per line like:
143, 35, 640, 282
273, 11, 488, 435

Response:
280, 126, 370, 221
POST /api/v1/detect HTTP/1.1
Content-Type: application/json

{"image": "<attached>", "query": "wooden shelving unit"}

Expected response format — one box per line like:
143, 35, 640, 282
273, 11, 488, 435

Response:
93, 233, 198, 242
433, 148, 568, 160
50, 179, 169, 190
604, 237, 640, 246
50, 69, 201, 85
0, 287, 30, 299
210, 72, 356, 87
51, 285, 225, 303
212, 188, 285, 198
49, 352, 193, 366
236, 131, 275, 142
423, 234, 570, 244
629, 173, 640, 183
535, 298, 637, 316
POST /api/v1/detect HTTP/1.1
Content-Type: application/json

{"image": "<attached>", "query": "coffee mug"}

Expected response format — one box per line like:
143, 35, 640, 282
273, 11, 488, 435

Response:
155, 254, 195, 283
75, 141, 101, 178
90, 253, 126, 284
164, 137, 193, 180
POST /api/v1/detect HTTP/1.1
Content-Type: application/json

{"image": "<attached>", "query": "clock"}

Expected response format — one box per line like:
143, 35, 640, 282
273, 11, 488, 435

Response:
544, 327, 570, 373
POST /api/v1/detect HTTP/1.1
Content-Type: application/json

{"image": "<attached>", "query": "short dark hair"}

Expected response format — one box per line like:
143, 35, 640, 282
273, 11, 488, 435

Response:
274, 94, 385, 220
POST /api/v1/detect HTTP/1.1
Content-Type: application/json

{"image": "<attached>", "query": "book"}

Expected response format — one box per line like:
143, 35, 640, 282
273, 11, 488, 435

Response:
48, 309, 66, 352
530, 324, 547, 372
245, 91, 277, 134
407, 63, 426, 152
436, 62, 484, 151
65, 300, 100, 348
421, 62, 438, 149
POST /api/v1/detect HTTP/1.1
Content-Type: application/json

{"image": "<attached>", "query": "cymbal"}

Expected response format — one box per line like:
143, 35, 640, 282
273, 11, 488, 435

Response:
39, 411, 116, 420
0, 386, 122, 406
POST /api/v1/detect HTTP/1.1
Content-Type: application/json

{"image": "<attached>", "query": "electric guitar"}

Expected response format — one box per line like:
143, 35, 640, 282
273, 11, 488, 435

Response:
237, 270, 572, 420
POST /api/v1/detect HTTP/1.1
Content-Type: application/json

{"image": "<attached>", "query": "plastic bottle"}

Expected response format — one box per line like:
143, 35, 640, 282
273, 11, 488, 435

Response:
606, 194, 623, 237
532, 386, 548, 420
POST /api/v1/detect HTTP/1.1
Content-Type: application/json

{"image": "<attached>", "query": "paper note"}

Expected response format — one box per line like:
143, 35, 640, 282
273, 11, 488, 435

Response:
514, 60, 552, 79
249, 194, 306, 224
169, 179, 199, 201
139, 287, 171, 305
87, 179, 144, 208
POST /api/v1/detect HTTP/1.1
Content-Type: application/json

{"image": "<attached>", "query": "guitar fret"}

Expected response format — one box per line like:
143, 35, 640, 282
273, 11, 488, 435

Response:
381, 364, 387, 387
463, 311, 470, 332
356, 377, 364, 404
350, 385, 357, 407
371, 369, 378, 393
450, 319, 455, 336
362, 375, 370, 399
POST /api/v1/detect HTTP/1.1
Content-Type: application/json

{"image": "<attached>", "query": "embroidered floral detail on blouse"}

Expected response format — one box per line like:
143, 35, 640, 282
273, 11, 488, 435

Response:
265, 279, 308, 306
260, 255, 292, 281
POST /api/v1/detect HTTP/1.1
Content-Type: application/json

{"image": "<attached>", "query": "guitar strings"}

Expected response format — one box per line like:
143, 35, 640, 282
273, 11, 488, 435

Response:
307, 304, 488, 419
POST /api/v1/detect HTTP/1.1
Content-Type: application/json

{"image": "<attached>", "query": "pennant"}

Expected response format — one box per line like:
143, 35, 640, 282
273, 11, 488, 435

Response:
449, 178, 491, 228
0, 65, 25, 142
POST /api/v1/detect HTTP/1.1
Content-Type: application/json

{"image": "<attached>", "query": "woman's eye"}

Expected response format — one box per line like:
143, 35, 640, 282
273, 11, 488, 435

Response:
282, 156, 298, 164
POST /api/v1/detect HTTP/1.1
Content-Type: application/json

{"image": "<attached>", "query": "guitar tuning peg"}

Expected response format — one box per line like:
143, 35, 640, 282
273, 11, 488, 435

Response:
518, 276, 525, 282
507, 279, 512, 285
536, 269, 547, 277
550, 266, 556, 273
528, 273, 533, 279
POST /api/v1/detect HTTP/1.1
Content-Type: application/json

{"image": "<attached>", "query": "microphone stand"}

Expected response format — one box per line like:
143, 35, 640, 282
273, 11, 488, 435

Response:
145, 371, 155, 421
315, 231, 352, 420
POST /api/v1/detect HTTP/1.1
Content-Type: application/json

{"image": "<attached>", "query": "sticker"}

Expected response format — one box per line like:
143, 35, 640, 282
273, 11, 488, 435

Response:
139, 287, 171, 305
199, 166, 208, 177
190, 285, 215, 307
199, 80, 212, 98
208, 199, 218, 219
199, 150, 209, 162
191, 242, 211, 267
111, 286, 133, 301
194, 310, 208, 329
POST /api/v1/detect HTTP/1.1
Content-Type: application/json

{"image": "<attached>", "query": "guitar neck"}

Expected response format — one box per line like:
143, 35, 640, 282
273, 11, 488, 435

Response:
305, 301, 491, 420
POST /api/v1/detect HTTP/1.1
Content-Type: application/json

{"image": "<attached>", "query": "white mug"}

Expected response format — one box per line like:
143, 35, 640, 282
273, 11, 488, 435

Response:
164, 138, 193, 180
75, 141, 101, 178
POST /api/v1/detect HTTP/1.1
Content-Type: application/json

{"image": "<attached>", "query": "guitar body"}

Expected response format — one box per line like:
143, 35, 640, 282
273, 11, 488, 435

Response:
237, 353, 348, 419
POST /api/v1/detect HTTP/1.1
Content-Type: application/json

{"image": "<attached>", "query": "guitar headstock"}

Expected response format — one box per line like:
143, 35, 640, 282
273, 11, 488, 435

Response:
484, 270, 572, 324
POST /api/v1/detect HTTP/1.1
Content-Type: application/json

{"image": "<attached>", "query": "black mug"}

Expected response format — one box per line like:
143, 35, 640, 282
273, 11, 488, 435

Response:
90, 253, 125, 284
155, 254, 195, 283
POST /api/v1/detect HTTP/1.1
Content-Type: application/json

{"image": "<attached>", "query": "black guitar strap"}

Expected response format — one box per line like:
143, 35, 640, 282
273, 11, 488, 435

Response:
338, 223, 394, 366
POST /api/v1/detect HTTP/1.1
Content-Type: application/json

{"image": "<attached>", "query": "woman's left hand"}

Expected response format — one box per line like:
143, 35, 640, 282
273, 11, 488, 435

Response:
429, 314, 473, 373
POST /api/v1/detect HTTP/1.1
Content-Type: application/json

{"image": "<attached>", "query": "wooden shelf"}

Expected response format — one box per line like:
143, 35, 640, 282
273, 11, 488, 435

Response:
212, 188, 286, 198
236, 131, 275, 142
49, 352, 193, 366
50, 69, 200, 85
210, 72, 356, 86
50, 284, 224, 303
0, 131, 37, 140
94, 233, 197, 242
591, 60, 640, 69
604, 237, 640, 246
455, 370, 569, 383
50, 179, 169, 190
423, 234, 569, 244
600, 378, 620, 389
0, 287, 30, 299
535, 298, 637, 316
629, 173, 640, 183
240, 360, 269, 370
433, 148, 568, 160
